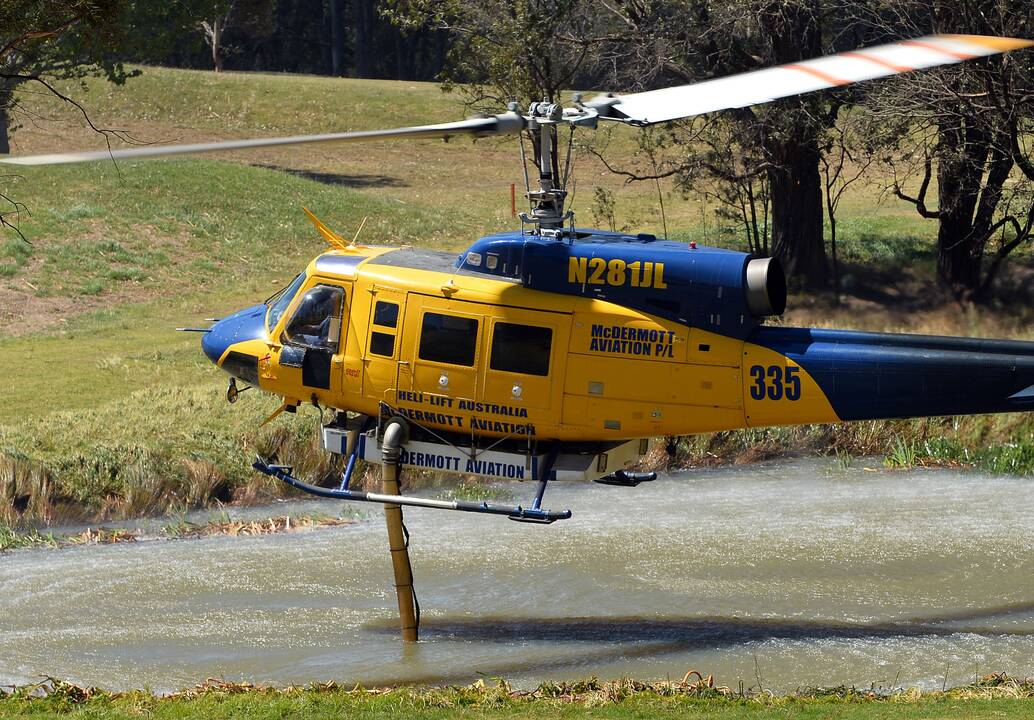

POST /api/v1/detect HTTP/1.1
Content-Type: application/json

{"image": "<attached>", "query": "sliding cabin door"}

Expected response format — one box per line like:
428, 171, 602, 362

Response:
399, 295, 482, 406
480, 307, 568, 414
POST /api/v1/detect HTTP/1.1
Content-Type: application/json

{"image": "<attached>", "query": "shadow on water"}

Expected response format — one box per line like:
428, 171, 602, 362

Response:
412, 614, 1034, 645
357, 608, 1034, 686
252, 163, 407, 188
356, 604, 1034, 686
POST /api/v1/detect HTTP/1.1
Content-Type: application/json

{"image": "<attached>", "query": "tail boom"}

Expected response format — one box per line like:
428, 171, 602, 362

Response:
745, 327, 1034, 426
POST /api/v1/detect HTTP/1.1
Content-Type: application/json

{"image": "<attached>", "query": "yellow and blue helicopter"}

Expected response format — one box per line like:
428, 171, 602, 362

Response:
5, 34, 1034, 526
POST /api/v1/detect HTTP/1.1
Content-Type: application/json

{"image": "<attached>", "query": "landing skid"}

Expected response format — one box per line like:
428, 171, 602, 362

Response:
252, 446, 572, 524
250, 415, 650, 642
253, 414, 651, 525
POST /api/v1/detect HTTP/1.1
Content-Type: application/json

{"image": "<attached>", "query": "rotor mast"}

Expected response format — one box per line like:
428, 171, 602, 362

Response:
522, 100, 573, 232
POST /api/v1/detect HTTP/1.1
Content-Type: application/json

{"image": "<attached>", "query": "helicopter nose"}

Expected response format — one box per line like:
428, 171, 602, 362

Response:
201, 303, 269, 364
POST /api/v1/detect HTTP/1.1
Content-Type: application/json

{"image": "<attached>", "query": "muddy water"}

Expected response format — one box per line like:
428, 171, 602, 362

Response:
1, 459, 1033, 693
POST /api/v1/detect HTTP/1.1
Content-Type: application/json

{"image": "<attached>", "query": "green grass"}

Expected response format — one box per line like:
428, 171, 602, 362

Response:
2, 65, 1033, 527
665, 414, 1034, 477
3, 157, 447, 304
2, 677, 1034, 720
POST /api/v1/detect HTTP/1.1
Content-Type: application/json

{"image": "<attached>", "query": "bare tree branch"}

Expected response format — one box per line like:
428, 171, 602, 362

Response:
0, 72, 144, 152
892, 160, 941, 220
0, 182, 29, 243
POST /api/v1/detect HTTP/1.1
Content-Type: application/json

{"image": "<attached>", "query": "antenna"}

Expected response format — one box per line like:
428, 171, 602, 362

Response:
351, 216, 369, 247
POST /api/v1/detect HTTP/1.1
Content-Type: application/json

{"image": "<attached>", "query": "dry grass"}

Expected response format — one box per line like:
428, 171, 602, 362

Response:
0, 454, 54, 526
6, 670, 1034, 707
0, 396, 346, 526
0, 513, 353, 552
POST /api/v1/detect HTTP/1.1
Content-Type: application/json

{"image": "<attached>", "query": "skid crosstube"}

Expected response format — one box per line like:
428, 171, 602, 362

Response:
252, 457, 572, 524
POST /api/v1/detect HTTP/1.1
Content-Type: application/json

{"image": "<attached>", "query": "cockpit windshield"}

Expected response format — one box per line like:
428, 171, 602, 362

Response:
265, 273, 306, 332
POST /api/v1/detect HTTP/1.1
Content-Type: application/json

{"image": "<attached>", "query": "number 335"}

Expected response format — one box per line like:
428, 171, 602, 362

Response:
749, 365, 801, 401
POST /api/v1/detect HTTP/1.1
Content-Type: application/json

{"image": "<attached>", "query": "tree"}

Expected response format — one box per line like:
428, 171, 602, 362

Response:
820, 106, 873, 302
0, 0, 146, 238
199, 0, 278, 72
0, 0, 136, 155
860, 0, 1034, 301
582, 0, 844, 288
386, 0, 602, 194
389, 0, 599, 106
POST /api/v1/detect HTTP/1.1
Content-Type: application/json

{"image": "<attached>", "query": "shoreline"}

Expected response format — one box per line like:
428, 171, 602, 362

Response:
1, 451, 1027, 552
0, 513, 355, 552
2, 675, 1033, 719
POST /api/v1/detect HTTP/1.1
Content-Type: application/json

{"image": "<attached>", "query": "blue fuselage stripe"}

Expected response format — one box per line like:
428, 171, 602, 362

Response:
751, 326, 1034, 420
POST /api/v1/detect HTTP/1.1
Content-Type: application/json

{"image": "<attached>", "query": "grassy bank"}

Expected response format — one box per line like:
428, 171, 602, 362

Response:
2, 66, 1033, 528
665, 414, 1034, 476
2, 676, 1034, 720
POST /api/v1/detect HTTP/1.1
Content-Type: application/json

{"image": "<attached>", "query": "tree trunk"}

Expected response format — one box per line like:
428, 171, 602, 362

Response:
395, 34, 406, 80
0, 95, 11, 155
767, 133, 827, 287
761, 1, 829, 289
935, 122, 989, 299
936, 215, 982, 298
328, 0, 343, 76
212, 17, 223, 72
354, 0, 374, 78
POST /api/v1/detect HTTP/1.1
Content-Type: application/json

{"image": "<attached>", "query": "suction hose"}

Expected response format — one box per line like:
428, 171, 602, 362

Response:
381, 418, 418, 642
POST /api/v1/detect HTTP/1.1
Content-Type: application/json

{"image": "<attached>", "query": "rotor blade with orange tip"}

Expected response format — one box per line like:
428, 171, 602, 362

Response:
592, 34, 1034, 126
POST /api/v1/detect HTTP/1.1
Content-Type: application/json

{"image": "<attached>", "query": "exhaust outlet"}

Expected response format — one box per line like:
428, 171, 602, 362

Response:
745, 257, 786, 317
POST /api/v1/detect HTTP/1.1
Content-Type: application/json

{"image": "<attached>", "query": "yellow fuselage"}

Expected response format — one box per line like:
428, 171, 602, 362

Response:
220, 246, 839, 441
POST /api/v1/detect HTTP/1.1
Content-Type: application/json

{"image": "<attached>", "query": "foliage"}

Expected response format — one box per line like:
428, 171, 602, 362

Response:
572, 0, 849, 288
858, 0, 1034, 301
1, 0, 132, 146
386, 0, 601, 108
197, 0, 278, 72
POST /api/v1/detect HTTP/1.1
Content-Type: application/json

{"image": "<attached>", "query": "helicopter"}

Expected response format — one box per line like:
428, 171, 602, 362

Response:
4, 34, 1034, 526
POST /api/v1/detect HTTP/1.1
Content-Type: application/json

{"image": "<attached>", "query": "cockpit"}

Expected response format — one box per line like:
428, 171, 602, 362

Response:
263, 273, 346, 353
265, 272, 306, 334
282, 284, 344, 352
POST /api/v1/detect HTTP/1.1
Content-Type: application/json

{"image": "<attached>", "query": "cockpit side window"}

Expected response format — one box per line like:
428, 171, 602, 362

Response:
284, 284, 345, 352
266, 273, 306, 332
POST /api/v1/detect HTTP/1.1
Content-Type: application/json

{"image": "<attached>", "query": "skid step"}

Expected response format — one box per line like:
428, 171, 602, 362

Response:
594, 470, 657, 487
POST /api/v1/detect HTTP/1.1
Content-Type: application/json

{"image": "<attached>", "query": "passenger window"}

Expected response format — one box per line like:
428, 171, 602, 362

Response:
373, 301, 398, 328
419, 312, 477, 366
370, 331, 394, 357
369, 301, 399, 357
284, 285, 345, 352
490, 322, 552, 376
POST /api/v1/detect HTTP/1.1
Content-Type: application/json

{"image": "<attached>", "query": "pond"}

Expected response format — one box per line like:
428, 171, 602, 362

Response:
1, 458, 1031, 693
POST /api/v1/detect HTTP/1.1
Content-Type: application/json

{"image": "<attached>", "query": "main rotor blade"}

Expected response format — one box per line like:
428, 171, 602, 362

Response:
0, 112, 525, 166
593, 34, 1033, 126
